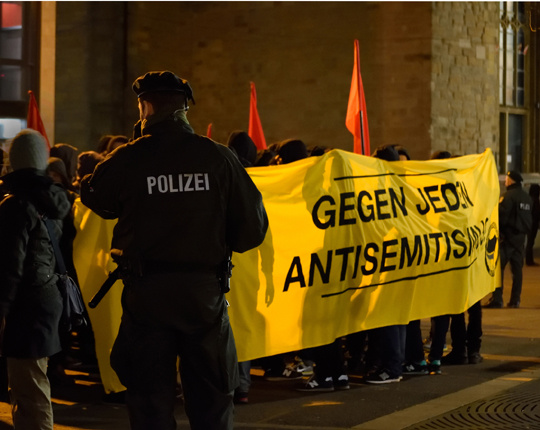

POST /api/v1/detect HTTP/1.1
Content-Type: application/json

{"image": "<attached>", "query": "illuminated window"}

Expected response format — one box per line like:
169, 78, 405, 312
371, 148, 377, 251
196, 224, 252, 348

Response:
0, 1, 39, 151
0, 1, 23, 101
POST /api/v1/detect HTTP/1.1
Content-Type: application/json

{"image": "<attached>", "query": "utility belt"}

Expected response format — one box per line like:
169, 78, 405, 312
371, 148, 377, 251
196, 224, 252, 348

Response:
142, 260, 219, 276
116, 256, 233, 293
89, 256, 233, 309
142, 259, 233, 293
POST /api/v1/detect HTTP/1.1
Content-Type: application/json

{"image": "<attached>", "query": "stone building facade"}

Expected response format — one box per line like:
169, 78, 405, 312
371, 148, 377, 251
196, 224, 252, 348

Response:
431, 2, 499, 158
37, 2, 539, 170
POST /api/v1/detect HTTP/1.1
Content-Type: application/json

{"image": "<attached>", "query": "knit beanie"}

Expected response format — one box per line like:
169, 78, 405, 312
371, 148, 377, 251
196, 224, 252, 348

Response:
9, 129, 49, 171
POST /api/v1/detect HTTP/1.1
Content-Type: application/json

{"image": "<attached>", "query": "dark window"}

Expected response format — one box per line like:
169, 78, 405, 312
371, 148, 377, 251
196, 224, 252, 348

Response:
499, 1, 529, 173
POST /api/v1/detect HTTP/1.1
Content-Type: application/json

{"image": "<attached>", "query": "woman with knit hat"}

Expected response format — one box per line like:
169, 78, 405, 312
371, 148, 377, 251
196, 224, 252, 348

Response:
0, 129, 70, 429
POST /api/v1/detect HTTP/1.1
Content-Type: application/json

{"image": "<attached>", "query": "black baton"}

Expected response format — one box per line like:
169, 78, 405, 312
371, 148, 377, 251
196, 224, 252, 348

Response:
88, 267, 121, 309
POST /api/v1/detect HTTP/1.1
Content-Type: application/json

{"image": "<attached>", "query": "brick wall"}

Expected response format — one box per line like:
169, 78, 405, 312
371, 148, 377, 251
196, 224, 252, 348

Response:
54, 2, 499, 161
55, 2, 128, 151
55, 2, 434, 155
123, 2, 434, 157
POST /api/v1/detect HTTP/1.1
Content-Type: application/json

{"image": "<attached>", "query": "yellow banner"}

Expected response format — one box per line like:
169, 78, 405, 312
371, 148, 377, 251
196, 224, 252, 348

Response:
73, 148, 500, 392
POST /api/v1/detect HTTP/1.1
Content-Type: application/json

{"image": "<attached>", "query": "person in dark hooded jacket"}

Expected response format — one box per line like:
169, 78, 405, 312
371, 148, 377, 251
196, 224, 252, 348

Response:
0, 129, 70, 429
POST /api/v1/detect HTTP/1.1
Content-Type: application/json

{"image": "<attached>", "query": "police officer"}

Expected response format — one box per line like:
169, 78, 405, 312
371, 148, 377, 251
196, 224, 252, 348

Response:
486, 170, 532, 308
80, 71, 268, 430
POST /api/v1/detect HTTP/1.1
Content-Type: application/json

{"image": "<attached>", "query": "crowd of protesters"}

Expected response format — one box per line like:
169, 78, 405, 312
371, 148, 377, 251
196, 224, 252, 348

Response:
0, 114, 538, 428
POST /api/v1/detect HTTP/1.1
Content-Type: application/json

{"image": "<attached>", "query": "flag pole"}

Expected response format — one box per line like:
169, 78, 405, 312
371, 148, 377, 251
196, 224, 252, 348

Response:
355, 40, 365, 155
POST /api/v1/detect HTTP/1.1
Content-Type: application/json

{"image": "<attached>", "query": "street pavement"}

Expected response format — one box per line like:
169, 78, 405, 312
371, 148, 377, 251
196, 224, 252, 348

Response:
0, 258, 539, 429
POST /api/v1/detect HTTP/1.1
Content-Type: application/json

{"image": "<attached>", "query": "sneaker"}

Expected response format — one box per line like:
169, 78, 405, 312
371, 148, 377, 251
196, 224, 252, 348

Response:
441, 351, 468, 365
293, 360, 314, 376
468, 352, 484, 364
402, 361, 428, 375
428, 360, 442, 375
297, 376, 334, 392
265, 365, 304, 381
507, 301, 520, 308
364, 369, 403, 384
334, 374, 350, 390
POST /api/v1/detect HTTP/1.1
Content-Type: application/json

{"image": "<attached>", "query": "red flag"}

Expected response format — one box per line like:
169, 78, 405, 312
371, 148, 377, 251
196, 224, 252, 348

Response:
345, 40, 370, 155
27, 91, 51, 150
248, 82, 267, 150
206, 123, 213, 139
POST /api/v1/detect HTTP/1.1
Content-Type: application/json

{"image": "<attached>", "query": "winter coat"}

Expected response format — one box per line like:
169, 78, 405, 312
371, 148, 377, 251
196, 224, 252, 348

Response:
0, 169, 71, 358
499, 182, 533, 250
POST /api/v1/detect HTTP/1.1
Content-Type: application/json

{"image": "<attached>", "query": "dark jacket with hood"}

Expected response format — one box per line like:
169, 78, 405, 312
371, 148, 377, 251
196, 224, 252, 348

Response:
0, 168, 71, 358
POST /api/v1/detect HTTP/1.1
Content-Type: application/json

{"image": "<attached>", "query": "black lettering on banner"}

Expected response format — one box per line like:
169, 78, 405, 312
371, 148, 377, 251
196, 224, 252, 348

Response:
416, 188, 430, 215
399, 235, 423, 268
362, 242, 379, 275
444, 231, 451, 260
457, 182, 474, 208
441, 183, 460, 211
423, 234, 430, 264
452, 229, 467, 258
425, 185, 446, 213
389, 188, 408, 217
358, 191, 374, 222
352, 245, 362, 278
309, 251, 332, 286
281, 222, 491, 293
429, 232, 443, 262
283, 256, 306, 291
380, 239, 398, 272
375, 189, 390, 220
336, 247, 355, 281
339, 192, 356, 225
415, 183, 475, 215
312, 195, 335, 229
312, 187, 408, 229
467, 225, 483, 256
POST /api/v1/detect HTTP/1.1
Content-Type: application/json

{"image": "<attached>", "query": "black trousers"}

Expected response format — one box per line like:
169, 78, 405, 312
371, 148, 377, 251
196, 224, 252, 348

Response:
365, 325, 406, 377
429, 301, 482, 360
493, 241, 525, 305
305, 338, 347, 380
111, 272, 238, 430
450, 301, 482, 354
405, 320, 425, 364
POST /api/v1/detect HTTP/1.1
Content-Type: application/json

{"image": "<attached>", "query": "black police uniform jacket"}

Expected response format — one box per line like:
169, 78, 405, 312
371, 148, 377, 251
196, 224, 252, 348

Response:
0, 169, 70, 358
499, 182, 532, 249
80, 114, 268, 279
